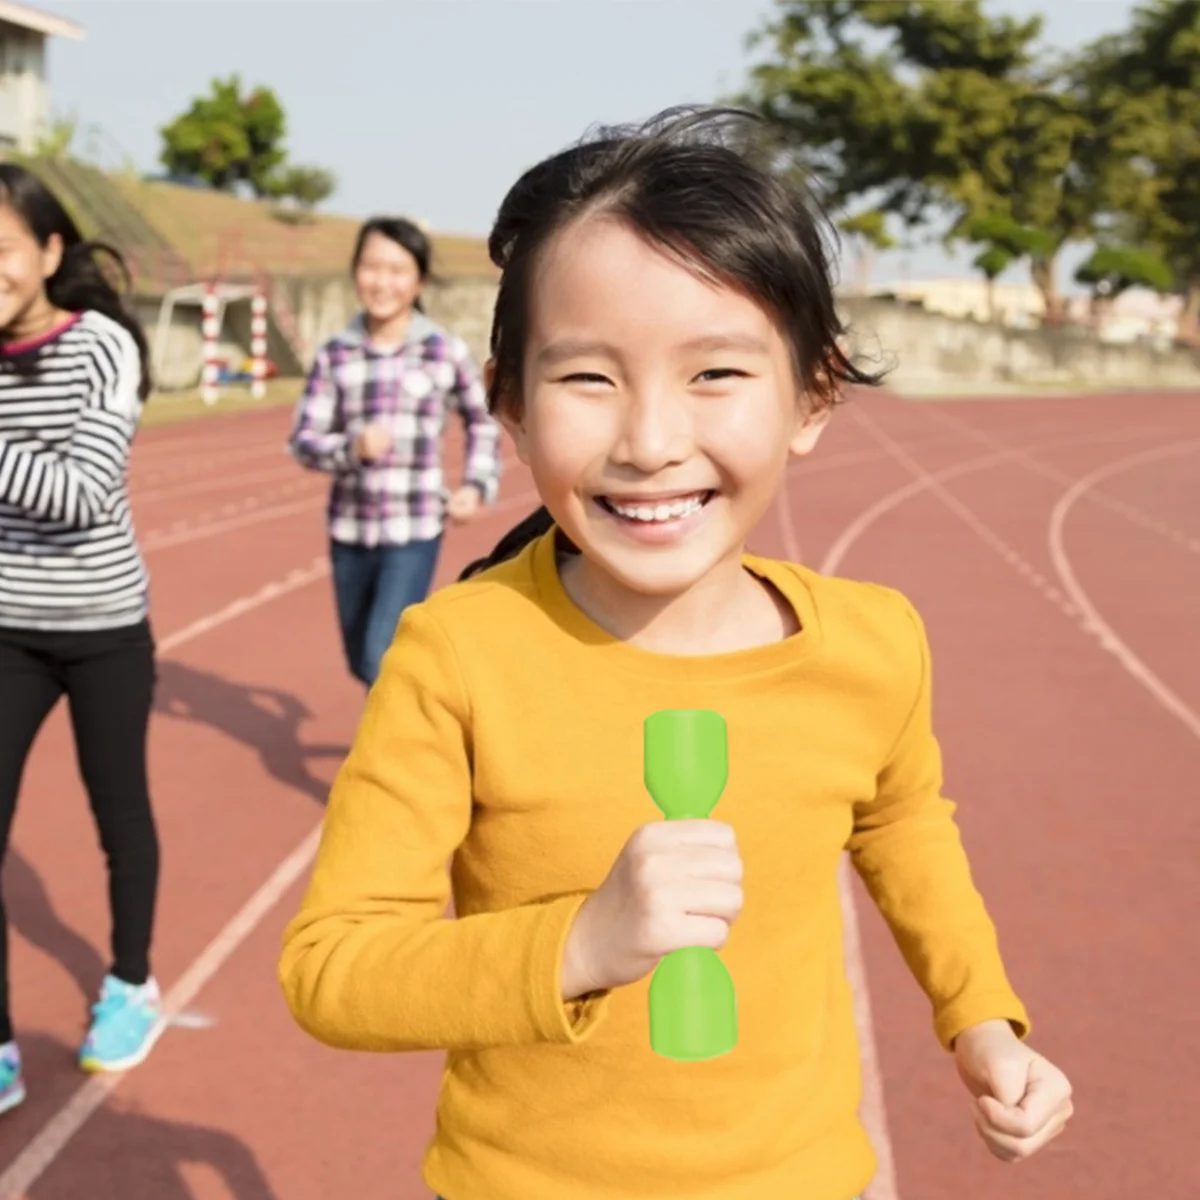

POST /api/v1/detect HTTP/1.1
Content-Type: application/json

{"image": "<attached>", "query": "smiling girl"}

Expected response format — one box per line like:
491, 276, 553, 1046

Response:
0, 165, 163, 1112
288, 217, 502, 688
279, 109, 1072, 1199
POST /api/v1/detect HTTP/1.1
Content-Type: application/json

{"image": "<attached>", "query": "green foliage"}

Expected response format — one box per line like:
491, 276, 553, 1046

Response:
35, 113, 78, 161
839, 209, 896, 251
159, 75, 287, 197
973, 244, 1014, 281
265, 165, 337, 212
737, 0, 1200, 330
1085, 1, 1200, 333
1076, 246, 1174, 298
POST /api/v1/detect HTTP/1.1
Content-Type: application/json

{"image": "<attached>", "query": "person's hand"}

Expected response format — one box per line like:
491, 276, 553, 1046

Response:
446, 486, 482, 523
954, 1020, 1073, 1162
561, 820, 743, 999
354, 423, 391, 463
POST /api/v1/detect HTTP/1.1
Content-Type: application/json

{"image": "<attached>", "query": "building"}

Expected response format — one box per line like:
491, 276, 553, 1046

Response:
860, 275, 1182, 344
0, 1, 82, 153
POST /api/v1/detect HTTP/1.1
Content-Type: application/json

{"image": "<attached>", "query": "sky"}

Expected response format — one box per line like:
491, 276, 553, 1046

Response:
40, 0, 1140, 287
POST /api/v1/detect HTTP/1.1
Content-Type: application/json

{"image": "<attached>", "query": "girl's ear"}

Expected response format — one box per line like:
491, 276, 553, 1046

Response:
41, 233, 63, 281
486, 360, 531, 465
789, 405, 831, 459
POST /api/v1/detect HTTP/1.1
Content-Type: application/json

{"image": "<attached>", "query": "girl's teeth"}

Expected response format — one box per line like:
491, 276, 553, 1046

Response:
609, 495, 706, 522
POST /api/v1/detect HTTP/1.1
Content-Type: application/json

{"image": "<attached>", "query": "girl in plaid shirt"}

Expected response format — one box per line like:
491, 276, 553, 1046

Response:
288, 217, 502, 686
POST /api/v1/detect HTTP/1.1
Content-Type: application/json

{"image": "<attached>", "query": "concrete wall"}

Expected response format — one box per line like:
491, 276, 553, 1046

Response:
140, 281, 1200, 397
840, 296, 1200, 394
266, 273, 498, 374
138, 274, 500, 391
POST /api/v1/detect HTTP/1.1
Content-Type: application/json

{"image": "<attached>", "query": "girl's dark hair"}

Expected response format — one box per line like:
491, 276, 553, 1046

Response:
458, 105, 885, 583
0, 163, 153, 401
352, 215, 432, 314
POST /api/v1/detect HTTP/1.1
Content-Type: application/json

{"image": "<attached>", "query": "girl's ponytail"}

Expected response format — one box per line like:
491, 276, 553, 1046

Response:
457, 506, 555, 581
48, 240, 153, 400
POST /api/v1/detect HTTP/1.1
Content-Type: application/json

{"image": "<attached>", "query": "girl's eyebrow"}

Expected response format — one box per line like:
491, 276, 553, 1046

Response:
536, 332, 769, 368
536, 338, 617, 367
679, 333, 770, 355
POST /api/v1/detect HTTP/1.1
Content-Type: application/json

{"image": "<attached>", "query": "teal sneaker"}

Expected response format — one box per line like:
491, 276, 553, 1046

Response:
78, 975, 163, 1073
0, 1042, 24, 1114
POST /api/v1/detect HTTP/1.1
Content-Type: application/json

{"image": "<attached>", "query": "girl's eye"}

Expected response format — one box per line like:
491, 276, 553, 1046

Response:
560, 372, 611, 385
695, 369, 748, 384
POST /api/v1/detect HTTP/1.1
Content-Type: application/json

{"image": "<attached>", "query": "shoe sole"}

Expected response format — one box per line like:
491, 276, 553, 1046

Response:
0, 1083, 26, 1115
78, 1018, 165, 1074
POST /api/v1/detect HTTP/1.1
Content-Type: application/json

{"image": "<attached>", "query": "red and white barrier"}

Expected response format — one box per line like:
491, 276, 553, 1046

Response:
200, 283, 220, 405
250, 291, 268, 400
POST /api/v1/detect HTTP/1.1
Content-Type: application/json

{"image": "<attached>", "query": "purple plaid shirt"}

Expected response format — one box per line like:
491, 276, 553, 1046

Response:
287, 312, 502, 547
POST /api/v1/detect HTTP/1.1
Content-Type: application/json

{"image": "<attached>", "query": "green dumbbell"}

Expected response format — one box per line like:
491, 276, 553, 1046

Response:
643, 709, 738, 1062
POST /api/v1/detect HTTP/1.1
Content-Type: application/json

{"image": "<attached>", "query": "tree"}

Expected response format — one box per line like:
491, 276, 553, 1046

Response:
1074, 245, 1173, 338
973, 244, 1015, 322
159, 76, 287, 197
1082, 1, 1200, 343
265, 165, 337, 214
738, 0, 1141, 323
740, 2, 1047, 215
959, 214, 1056, 321
1075, 245, 1174, 300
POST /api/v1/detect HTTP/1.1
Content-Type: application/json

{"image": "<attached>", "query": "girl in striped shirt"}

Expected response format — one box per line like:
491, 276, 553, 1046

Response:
0, 165, 163, 1114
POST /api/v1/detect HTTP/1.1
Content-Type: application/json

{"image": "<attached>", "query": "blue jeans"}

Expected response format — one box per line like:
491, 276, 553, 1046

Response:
329, 536, 442, 686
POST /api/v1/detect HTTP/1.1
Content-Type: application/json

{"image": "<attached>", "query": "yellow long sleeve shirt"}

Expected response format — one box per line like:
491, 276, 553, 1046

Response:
279, 527, 1029, 1200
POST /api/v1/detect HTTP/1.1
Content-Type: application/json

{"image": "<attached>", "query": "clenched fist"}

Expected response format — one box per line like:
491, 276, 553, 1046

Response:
354, 423, 391, 463
561, 820, 743, 1000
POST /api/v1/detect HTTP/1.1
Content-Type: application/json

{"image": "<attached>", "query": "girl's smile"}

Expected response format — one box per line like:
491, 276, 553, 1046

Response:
593, 487, 716, 545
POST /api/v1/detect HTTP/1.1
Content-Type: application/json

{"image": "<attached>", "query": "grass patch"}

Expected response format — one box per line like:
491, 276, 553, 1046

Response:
140, 379, 303, 429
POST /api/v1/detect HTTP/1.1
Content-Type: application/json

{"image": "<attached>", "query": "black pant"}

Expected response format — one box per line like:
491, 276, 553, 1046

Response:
0, 620, 159, 1043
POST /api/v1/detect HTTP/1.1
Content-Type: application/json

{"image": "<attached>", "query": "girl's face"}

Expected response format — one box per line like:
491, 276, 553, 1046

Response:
353, 232, 423, 324
502, 216, 827, 605
0, 204, 61, 334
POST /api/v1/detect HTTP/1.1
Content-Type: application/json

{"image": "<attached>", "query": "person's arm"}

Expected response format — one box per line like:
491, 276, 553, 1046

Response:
0, 326, 140, 529
278, 606, 609, 1052
446, 337, 501, 503
287, 346, 355, 473
847, 592, 1030, 1051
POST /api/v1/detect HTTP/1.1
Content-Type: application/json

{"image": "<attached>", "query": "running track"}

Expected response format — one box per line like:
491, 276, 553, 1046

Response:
0, 388, 1195, 1198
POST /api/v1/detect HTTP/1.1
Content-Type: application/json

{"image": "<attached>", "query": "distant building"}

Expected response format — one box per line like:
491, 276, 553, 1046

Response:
859, 275, 1182, 344
0, 1, 83, 153
857, 276, 1046, 327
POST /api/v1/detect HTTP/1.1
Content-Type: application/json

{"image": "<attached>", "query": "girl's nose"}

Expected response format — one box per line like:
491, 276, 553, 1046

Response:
610, 391, 693, 474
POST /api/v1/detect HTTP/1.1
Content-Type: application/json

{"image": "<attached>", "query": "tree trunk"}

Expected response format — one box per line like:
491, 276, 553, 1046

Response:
1178, 280, 1200, 347
1031, 256, 1064, 326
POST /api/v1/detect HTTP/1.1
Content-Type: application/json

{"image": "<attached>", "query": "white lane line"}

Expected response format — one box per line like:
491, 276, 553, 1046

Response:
1047, 440, 1200, 744
143, 496, 323, 553
917, 409, 1200, 556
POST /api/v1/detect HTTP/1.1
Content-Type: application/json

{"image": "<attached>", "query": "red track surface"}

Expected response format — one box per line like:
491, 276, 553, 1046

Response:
0, 389, 1196, 1198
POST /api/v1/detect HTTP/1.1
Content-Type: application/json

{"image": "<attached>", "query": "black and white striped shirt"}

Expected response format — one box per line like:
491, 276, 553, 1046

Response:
0, 309, 149, 632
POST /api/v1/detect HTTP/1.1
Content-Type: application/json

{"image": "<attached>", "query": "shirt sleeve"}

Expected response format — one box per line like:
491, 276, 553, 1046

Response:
278, 604, 609, 1052
287, 345, 355, 472
847, 593, 1031, 1051
0, 326, 140, 529
446, 337, 502, 504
